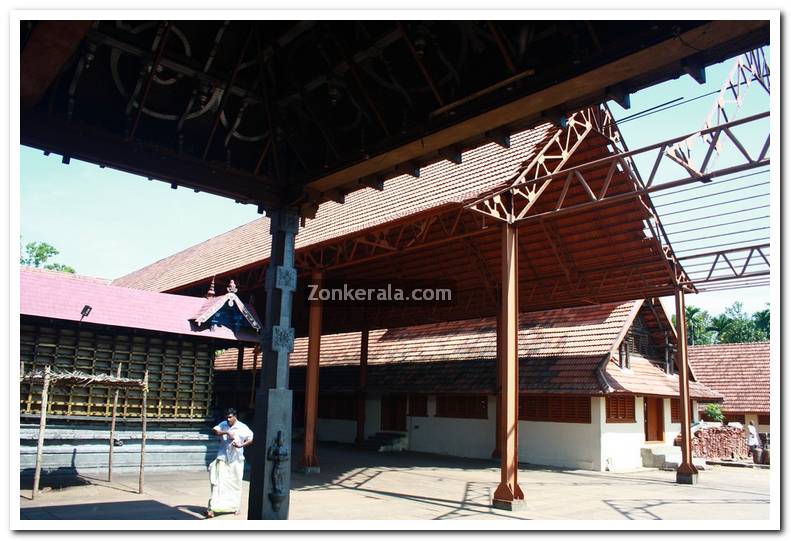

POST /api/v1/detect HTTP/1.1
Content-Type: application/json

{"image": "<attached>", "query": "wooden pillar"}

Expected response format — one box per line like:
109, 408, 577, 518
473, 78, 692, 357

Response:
248, 208, 299, 520
492, 222, 525, 511
675, 288, 699, 484
356, 328, 369, 446
139, 370, 148, 495
492, 312, 502, 459
236, 346, 245, 411
301, 270, 323, 473
108, 362, 122, 482
248, 346, 259, 409
32, 365, 51, 500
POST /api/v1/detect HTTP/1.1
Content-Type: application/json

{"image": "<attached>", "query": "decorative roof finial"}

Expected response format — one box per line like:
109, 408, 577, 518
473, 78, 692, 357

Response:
227, 280, 238, 294
206, 276, 216, 298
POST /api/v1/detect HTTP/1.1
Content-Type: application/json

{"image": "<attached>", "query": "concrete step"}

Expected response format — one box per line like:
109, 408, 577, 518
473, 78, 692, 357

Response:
641, 445, 706, 471
363, 432, 407, 452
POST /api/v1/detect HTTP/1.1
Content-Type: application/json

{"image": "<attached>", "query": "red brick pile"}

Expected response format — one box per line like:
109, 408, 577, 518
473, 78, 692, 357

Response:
676, 425, 750, 460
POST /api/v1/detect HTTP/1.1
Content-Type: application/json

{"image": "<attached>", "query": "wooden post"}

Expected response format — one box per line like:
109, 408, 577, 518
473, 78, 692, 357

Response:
236, 347, 245, 411
356, 328, 369, 446
108, 362, 122, 482
248, 346, 259, 409
32, 365, 51, 500
301, 270, 322, 473
492, 222, 525, 511
675, 288, 699, 484
492, 312, 502, 459
138, 370, 148, 495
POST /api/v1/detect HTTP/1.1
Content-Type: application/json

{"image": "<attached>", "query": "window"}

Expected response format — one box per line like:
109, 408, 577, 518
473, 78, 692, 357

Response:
758, 414, 770, 425
408, 395, 428, 417
435, 395, 488, 419
520, 395, 591, 423
670, 399, 694, 423
318, 394, 357, 420
606, 395, 635, 423
723, 412, 745, 424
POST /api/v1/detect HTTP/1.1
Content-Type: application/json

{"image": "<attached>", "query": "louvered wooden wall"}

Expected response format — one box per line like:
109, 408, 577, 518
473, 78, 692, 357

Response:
20, 320, 215, 419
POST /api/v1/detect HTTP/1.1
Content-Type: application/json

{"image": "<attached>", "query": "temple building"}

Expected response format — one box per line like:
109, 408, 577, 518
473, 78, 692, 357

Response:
688, 342, 771, 435
215, 298, 719, 472
19, 267, 259, 476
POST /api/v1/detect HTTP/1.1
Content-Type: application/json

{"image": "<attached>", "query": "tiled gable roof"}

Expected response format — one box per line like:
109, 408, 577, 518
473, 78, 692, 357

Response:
112, 123, 555, 292
216, 300, 717, 398
20, 266, 258, 343
688, 342, 770, 412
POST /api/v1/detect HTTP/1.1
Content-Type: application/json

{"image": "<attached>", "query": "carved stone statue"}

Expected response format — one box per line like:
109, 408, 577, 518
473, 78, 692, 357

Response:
267, 430, 290, 511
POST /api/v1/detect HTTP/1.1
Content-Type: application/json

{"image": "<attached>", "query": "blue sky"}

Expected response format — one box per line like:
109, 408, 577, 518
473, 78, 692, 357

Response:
19, 50, 771, 317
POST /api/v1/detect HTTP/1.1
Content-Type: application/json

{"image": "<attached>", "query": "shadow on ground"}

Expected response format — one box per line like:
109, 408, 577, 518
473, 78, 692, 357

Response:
20, 500, 201, 520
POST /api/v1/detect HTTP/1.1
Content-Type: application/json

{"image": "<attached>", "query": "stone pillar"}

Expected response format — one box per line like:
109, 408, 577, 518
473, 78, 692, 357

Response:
492, 222, 525, 511
248, 208, 299, 520
300, 270, 323, 473
675, 287, 699, 485
356, 328, 369, 446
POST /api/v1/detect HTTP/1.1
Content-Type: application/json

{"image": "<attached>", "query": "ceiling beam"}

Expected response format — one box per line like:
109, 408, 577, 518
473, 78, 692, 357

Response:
302, 20, 768, 195
20, 21, 94, 109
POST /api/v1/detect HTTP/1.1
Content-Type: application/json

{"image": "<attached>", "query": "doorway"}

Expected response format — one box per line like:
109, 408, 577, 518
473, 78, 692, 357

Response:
644, 397, 665, 442
380, 394, 407, 432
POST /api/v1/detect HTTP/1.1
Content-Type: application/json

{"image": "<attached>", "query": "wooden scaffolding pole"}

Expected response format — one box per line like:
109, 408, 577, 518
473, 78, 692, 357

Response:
674, 288, 699, 484
492, 221, 525, 511
108, 362, 123, 482
31, 365, 51, 500
138, 370, 148, 495
301, 270, 323, 473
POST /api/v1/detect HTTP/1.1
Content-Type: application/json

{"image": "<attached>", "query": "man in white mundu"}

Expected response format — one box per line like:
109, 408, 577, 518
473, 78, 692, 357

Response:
206, 408, 254, 518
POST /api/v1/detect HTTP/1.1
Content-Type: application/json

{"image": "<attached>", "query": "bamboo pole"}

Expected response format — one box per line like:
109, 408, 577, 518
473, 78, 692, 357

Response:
108, 362, 123, 482
32, 365, 51, 500
138, 370, 148, 495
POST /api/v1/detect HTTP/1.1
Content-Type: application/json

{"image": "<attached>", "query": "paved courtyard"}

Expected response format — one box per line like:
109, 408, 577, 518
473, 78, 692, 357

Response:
20, 443, 770, 521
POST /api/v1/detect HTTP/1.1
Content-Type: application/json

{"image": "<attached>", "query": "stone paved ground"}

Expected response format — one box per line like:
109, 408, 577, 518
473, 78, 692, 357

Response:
20, 443, 770, 521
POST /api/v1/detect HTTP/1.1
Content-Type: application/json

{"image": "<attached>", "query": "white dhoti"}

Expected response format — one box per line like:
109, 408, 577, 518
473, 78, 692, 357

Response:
208, 457, 245, 514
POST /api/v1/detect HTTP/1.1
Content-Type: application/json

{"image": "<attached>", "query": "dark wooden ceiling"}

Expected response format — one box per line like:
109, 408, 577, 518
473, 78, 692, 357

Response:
20, 19, 768, 213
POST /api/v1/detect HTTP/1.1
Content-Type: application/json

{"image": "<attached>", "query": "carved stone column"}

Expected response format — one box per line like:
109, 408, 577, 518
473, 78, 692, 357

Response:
248, 208, 299, 520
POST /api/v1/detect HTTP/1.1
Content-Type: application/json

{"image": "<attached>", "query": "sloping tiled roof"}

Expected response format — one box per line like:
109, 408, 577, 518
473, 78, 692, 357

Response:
602, 355, 722, 400
215, 300, 719, 398
112, 123, 555, 292
20, 266, 258, 343
688, 342, 770, 412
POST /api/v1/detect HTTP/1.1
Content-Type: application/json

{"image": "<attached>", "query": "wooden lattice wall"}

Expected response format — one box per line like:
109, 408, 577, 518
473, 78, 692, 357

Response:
20, 320, 215, 419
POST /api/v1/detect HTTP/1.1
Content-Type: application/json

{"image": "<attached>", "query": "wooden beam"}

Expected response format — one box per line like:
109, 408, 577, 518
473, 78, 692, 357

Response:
301, 270, 322, 473
31, 365, 51, 500
356, 328, 369, 446
674, 288, 699, 484
21, 21, 93, 109
303, 21, 767, 195
492, 222, 525, 511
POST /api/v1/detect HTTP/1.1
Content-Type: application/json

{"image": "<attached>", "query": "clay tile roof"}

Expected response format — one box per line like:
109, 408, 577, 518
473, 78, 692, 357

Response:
112, 123, 555, 292
687, 342, 770, 412
218, 300, 640, 394
602, 356, 722, 401
20, 266, 258, 343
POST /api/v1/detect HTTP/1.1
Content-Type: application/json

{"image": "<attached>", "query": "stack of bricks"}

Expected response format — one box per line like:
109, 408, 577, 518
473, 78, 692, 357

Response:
676, 425, 750, 460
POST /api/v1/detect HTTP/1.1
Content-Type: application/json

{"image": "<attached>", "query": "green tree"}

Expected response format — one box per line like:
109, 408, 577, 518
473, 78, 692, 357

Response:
718, 302, 766, 343
703, 403, 724, 423
682, 305, 715, 345
20, 241, 76, 274
753, 305, 770, 339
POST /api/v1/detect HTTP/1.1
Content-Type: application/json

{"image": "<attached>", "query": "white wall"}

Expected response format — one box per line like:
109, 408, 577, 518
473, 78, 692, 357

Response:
316, 418, 356, 444
312, 394, 688, 472
663, 398, 681, 445
407, 395, 495, 459
600, 396, 646, 471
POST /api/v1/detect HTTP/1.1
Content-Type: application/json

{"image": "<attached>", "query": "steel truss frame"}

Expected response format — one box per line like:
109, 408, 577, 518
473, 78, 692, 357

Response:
677, 243, 770, 291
